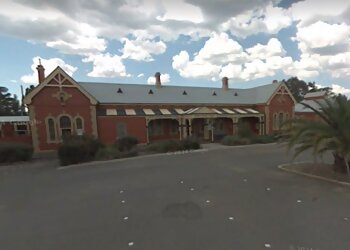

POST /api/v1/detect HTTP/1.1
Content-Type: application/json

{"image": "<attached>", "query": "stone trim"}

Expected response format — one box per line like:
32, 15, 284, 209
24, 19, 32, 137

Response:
45, 115, 58, 143
90, 105, 98, 138
29, 106, 40, 152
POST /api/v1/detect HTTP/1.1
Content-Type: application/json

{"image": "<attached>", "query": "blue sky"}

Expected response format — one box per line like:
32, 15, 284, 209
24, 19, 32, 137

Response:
1, 0, 350, 99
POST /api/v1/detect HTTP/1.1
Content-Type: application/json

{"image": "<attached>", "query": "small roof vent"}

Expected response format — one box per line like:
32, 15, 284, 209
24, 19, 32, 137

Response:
148, 89, 153, 94
117, 88, 123, 93
212, 91, 217, 96
182, 90, 187, 95
234, 92, 238, 96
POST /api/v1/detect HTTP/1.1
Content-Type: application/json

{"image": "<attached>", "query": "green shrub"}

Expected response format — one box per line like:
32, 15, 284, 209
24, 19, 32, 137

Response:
95, 145, 138, 161
221, 135, 251, 146
146, 138, 201, 153
95, 146, 121, 161
237, 121, 255, 139
252, 135, 277, 144
181, 137, 201, 150
146, 140, 182, 153
115, 136, 138, 152
58, 135, 102, 166
0, 144, 33, 163
120, 147, 138, 158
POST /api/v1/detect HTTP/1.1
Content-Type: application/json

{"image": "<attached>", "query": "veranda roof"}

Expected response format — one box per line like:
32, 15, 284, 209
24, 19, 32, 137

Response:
104, 107, 261, 116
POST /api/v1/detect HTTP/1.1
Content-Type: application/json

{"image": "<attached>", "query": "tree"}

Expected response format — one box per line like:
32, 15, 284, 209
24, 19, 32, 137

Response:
25, 85, 35, 96
287, 94, 350, 175
282, 77, 333, 102
0, 86, 22, 116
282, 77, 309, 102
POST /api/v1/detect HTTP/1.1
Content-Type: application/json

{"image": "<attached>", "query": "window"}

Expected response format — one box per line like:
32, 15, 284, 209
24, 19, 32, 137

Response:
117, 123, 127, 138
149, 120, 163, 136
169, 120, 179, 135
47, 118, 56, 141
59, 116, 72, 137
15, 123, 29, 135
278, 113, 284, 129
75, 117, 84, 136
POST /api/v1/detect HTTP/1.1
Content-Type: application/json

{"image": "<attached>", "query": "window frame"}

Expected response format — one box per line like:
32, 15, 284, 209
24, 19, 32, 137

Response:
74, 116, 84, 136
58, 115, 73, 138
14, 123, 29, 136
46, 117, 57, 143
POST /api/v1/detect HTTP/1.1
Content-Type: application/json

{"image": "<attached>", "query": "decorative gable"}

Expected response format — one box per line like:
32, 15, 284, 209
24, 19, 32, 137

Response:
23, 66, 97, 105
266, 83, 297, 105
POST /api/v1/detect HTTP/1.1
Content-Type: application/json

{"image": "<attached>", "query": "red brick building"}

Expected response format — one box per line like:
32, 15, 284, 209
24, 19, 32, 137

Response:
2, 63, 298, 152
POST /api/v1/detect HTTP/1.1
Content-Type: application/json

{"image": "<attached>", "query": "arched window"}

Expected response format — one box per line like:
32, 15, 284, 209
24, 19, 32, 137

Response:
278, 112, 284, 129
59, 116, 72, 137
75, 117, 84, 135
47, 118, 56, 141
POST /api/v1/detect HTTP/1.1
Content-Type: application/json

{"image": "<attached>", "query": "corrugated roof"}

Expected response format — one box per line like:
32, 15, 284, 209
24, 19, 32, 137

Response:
294, 99, 326, 113
78, 82, 280, 105
304, 91, 327, 99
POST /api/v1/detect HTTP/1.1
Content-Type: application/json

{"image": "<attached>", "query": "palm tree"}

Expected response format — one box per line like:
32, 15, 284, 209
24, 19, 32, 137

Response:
287, 94, 350, 176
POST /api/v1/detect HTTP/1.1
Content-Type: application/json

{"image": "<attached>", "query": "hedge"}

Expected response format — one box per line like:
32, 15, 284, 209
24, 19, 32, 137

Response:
221, 136, 251, 146
146, 137, 201, 153
0, 144, 33, 163
114, 136, 138, 152
58, 135, 102, 166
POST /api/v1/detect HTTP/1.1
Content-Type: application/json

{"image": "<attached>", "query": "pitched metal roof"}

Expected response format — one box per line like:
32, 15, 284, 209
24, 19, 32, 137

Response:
294, 99, 326, 113
304, 91, 327, 99
78, 82, 281, 105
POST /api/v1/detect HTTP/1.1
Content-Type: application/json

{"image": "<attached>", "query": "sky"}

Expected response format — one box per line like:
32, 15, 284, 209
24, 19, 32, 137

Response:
1, 0, 350, 99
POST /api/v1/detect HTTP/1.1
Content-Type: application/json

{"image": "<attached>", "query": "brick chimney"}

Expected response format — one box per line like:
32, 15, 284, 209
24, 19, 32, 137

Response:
36, 59, 45, 84
155, 72, 161, 88
222, 77, 229, 91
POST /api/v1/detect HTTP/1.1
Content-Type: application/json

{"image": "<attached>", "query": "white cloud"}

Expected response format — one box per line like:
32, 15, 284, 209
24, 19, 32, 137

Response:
172, 50, 221, 79
121, 31, 167, 61
82, 53, 130, 78
291, 0, 350, 27
220, 3, 292, 38
219, 63, 243, 79
172, 33, 244, 79
332, 84, 350, 98
247, 38, 286, 60
21, 56, 77, 84
137, 73, 144, 78
296, 21, 350, 54
173, 33, 293, 81
147, 73, 170, 85
157, 1, 204, 23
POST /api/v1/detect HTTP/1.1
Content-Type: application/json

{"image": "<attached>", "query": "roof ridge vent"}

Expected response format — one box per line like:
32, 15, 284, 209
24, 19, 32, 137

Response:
182, 90, 187, 95
148, 89, 153, 94
117, 88, 123, 93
